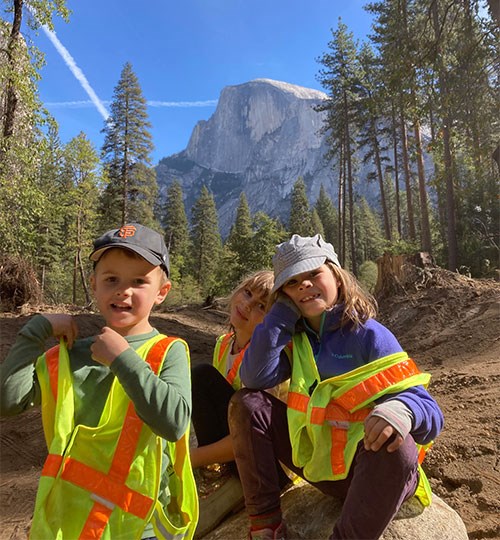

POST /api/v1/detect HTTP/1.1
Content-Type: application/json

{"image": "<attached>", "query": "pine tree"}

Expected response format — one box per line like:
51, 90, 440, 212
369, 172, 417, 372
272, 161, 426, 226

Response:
247, 212, 286, 271
356, 43, 392, 241
0, 7, 67, 259
316, 20, 362, 274
311, 208, 325, 237
315, 185, 339, 247
61, 133, 102, 304
190, 186, 222, 296
289, 177, 314, 236
100, 62, 158, 229
226, 193, 253, 281
162, 180, 190, 276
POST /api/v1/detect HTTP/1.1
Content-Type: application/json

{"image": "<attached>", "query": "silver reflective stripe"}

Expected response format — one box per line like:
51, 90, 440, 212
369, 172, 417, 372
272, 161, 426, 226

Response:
90, 493, 116, 510
151, 514, 187, 540
327, 420, 350, 429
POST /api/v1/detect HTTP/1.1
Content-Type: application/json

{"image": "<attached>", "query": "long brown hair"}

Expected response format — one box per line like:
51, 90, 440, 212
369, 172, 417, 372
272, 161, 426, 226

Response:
326, 262, 377, 328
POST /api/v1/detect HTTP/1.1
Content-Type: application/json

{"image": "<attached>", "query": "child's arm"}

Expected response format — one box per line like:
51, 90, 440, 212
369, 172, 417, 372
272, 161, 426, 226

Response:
92, 328, 191, 441
240, 299, 299, 389
364, 387, 444, 452
0, 314, 78, 415
357, 319, 444, 452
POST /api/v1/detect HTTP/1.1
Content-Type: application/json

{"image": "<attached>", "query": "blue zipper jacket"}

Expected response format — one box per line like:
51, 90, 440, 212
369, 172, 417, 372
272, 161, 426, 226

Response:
240, 301, 443, 445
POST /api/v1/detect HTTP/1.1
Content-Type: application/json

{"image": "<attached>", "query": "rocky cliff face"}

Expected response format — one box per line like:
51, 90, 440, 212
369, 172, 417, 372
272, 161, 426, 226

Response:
157, 78, 436, 238
156, 78, 339, 235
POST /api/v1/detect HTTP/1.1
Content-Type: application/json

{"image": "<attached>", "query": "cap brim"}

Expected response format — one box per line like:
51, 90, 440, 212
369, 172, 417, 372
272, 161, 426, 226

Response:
272, 256, 327, 293
90, 244, 164, 269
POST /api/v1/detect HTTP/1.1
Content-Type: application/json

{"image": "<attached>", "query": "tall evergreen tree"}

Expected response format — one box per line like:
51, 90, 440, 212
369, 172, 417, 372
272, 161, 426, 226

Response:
247, 212, 286, 272
226, 192, 253, 280
190, 186, 222, 296
317, 20, 362, 274
288, 177, 314, 236
0, 6, 67, 259
315, 185, 339, 246
60, 133, 102, 304
162, 180, 190, 271
356, 43, 392, 241
100, 62, 158, 228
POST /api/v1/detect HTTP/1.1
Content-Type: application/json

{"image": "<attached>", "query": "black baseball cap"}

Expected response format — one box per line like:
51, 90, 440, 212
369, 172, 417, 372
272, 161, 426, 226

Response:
90, 223, 170, 276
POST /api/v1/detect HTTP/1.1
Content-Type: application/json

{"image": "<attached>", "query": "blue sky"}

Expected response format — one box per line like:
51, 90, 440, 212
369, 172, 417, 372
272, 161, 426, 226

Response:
26, 0, 374, 164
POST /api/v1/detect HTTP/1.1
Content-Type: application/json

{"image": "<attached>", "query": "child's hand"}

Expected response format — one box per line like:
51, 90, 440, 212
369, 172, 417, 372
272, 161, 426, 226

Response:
91, 327, 129, 366
364, 415, 404, 453
276, 292, 302, 316
42, 314, 78, 349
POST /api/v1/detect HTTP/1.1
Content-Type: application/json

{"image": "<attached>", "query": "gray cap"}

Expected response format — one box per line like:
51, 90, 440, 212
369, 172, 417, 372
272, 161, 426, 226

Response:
272, 234, 340, 293
90, 223, 170, 276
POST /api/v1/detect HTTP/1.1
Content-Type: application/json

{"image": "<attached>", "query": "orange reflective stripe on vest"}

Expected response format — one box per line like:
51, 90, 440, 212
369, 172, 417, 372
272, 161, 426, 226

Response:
42, 337, 175, 539
216, 333, 248, 387
45, 345, 60, 400
288, 392, 371, 475
334, 358, 421, 411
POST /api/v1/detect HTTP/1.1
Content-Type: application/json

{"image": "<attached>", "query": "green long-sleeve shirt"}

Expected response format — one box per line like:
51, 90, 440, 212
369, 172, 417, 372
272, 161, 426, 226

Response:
0, 315, 191, 441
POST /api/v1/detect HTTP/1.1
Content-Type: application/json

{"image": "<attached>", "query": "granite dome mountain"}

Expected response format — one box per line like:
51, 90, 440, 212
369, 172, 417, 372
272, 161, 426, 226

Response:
156, 78, 360, 235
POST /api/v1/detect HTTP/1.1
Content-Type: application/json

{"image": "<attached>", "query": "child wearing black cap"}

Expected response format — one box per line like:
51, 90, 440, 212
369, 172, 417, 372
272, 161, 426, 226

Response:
228, 234, 444, 540
0, 223, 198, 540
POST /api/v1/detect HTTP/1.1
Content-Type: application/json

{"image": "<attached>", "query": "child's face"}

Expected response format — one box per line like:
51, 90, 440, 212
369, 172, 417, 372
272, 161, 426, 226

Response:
281, 263, 340, 331
91, 249, 171, 336
230, 286, 267, 342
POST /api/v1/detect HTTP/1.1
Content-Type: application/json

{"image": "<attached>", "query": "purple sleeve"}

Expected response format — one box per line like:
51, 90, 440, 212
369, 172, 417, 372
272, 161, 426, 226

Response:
382, 386, 444, 444
361, 320, 444, 443
240, 301, 298, 389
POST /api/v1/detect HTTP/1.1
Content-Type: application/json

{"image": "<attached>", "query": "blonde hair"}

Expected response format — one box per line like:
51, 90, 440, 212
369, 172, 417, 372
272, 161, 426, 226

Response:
269, 262, 377, 329
227, 270, 274, 331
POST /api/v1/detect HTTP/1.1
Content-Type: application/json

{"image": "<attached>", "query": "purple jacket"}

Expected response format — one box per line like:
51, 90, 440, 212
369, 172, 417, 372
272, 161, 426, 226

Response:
241, 301, 444, 445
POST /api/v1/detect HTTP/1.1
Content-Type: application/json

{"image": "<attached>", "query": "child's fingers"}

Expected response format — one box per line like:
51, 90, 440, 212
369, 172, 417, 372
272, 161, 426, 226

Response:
386, 434, 404, 453
364, 416, 396, 452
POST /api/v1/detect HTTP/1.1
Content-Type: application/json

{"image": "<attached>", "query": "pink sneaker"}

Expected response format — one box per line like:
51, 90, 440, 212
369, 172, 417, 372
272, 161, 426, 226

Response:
249, 521, 287, 540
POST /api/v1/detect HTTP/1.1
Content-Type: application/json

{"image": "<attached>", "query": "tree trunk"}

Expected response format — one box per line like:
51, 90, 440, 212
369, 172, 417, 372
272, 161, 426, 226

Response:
413, 118, 432, 252
391, 100, 402, 238
372, 120, 391, 240
399, 104, 416, 240
343, 90, 357, 275
431, 0, 458, 271
1, 0, 23, 166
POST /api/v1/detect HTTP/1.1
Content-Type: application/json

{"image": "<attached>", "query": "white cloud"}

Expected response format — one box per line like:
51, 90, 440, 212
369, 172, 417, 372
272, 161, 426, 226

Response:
147, 100, 218, 108
45, 100, 218, 109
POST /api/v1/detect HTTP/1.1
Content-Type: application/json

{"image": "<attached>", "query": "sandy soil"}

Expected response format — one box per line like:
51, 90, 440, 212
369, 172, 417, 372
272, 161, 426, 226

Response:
0, 269, 499, 539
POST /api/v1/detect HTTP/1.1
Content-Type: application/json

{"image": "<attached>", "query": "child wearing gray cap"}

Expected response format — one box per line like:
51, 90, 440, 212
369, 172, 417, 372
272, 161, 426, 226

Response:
228, 234, 444, 540
0, 223, 198, 540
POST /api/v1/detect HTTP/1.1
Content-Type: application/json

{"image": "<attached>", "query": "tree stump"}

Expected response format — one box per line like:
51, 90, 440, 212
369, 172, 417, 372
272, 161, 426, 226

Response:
375, 252, 434, 298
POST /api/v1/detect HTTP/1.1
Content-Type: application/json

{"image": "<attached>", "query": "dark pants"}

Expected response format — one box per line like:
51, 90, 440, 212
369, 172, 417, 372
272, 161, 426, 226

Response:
228, 388, 419, 540
191, 363, 235, 447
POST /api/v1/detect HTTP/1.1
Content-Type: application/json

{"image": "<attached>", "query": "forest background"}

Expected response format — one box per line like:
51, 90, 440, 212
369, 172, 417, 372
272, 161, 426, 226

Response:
0, 0, 498, 310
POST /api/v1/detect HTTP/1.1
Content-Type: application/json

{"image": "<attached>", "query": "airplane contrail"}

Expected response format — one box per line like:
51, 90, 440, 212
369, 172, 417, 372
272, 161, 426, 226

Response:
27, 6, 110, 121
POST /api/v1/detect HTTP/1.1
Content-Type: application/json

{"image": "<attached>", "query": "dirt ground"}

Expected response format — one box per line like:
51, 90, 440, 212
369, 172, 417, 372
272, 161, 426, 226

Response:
0, 268, 499, 539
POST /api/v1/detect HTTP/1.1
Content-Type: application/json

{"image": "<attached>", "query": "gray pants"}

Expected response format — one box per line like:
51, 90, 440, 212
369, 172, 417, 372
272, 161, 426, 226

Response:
228, 388, 419, 540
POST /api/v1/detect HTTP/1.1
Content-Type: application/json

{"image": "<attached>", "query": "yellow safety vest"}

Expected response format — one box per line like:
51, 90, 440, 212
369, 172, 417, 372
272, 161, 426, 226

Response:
212, 333, 246, 390
32, 334, 199, 540
287, 332, 433, 506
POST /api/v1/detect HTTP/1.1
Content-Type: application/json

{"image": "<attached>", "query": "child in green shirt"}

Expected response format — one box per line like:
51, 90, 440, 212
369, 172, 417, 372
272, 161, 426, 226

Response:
0, 223, 198, 540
